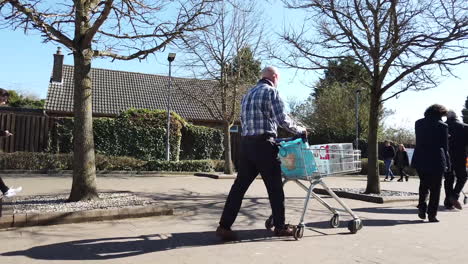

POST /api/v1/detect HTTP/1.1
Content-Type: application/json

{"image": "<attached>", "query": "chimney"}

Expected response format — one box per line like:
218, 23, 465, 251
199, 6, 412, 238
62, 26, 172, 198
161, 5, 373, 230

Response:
50, 47, 64, 83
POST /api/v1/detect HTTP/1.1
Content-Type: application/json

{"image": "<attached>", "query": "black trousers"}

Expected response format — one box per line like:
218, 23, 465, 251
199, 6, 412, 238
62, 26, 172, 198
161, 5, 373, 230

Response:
0, 177, 9, 193
417, 170, 443, 218
219, 137, 285, 229
444, 162, 468, 200
398, 167, 407, 177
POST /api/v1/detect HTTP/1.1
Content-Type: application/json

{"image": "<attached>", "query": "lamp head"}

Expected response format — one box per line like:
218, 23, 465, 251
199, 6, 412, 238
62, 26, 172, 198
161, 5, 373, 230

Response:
168, 53, 176, 62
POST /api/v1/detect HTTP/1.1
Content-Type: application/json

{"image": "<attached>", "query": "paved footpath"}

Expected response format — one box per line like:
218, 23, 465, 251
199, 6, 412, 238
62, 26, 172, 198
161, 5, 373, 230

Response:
0, 174, 467, 264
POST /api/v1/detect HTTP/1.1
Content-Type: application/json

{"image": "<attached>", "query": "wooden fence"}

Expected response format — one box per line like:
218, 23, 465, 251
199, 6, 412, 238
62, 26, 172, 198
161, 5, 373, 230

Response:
0, 110, 53, 153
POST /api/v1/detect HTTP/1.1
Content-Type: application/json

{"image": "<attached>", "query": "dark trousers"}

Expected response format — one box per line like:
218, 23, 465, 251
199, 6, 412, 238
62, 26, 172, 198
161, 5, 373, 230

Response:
417, 170, 443, 218
0, 177, 9, 193
219, 137, 285, 229
398, 167, 407, 177
444, 162, 468, 200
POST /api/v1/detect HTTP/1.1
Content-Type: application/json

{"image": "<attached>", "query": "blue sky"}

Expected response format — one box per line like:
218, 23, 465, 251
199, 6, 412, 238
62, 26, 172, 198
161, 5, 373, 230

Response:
0, 1, 466, 130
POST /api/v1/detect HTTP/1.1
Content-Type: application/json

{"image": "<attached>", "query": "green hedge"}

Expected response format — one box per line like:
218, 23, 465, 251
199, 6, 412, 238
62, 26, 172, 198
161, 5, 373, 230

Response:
0, 152, 224, 172
359, 158, 417, 176
0, 152, 72, 171
49, 109, 184, 161
180, 124, 224, 160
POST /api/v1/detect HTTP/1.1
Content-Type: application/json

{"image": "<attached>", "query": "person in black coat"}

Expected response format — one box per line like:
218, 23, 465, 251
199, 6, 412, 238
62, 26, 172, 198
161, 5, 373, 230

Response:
412, 104, 449, 222
394, 144, 410, 182
443, 110, 468, 210
382, 141, 396, 181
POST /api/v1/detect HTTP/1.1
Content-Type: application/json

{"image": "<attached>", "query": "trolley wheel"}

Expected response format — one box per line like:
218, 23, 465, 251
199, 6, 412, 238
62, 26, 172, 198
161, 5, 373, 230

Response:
347, 219, 363, 234
293, 225, 304, 240
329, 214, 340, 228
265, 216, 274, 230
464, 196, 468, 205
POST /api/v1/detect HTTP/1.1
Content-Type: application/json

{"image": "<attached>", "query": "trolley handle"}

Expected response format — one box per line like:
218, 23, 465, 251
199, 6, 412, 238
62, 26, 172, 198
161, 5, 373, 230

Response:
275, 133, 307, 143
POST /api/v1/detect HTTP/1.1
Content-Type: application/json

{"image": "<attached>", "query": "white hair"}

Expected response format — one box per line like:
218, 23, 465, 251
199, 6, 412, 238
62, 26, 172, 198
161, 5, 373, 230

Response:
447, 110, 458, 119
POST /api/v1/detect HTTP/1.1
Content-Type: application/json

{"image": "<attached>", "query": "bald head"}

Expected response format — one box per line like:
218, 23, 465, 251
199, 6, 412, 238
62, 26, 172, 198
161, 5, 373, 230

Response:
261, 66, 280, 87
447, 110, 457, 120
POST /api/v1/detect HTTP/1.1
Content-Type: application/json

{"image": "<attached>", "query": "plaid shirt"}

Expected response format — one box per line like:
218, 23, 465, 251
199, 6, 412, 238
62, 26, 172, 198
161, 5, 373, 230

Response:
241, 78, 305, 137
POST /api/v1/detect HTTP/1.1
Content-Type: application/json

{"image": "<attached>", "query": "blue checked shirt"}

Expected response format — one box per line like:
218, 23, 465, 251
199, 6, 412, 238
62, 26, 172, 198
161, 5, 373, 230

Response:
241, 78, 305, 137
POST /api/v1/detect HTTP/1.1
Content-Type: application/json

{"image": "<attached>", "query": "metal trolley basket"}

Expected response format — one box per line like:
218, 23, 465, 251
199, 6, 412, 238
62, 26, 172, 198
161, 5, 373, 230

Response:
265, 138, 363, 240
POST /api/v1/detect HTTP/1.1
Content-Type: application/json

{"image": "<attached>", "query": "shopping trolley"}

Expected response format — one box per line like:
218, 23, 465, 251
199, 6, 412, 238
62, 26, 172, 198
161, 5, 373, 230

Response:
264, 137, 363, 240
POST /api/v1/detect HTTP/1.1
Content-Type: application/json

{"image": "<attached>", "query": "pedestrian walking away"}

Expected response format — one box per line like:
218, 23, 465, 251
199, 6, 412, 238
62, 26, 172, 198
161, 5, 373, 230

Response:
394, 144, 410, 182
0, 88, 22, 198
443, 110, 468, 210
383, 140, 396, 181
412, 104, 450, 223
216, 66, 307, 241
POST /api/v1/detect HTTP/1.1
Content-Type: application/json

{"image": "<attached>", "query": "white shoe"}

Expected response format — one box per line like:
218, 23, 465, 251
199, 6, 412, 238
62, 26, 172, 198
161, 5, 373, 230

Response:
4, 186, 22, 197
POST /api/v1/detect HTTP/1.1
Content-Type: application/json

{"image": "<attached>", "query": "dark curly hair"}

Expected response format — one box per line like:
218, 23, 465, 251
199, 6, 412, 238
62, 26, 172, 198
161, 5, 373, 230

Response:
424, 104, 448, 119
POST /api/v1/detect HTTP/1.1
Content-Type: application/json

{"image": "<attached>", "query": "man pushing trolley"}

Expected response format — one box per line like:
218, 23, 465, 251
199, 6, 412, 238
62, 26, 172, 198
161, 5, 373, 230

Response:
216, 66, 362, 242
216, 66, 307, 241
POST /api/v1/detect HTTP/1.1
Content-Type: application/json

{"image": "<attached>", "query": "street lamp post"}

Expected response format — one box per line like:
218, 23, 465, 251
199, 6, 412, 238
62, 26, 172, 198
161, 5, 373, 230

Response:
355, 88, 363, 150
165, 53, 176, 161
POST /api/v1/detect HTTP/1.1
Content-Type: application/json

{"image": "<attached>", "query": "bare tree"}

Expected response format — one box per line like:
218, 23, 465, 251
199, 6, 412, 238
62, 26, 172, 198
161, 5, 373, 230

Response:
0, 0, 215, 201
177, 0, 262, 174
269, 0, 468, 193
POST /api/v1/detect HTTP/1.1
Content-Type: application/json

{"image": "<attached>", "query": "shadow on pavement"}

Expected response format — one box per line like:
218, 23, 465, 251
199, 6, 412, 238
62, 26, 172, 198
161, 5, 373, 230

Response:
306, 218, 423, 229
1, 229, 284, 260
353, 207, 419, 214
353, 206, 459, 215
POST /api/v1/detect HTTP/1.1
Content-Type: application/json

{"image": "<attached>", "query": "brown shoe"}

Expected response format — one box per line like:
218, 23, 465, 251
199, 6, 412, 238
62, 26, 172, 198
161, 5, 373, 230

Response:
216, 226, 238, 241
450, 198, 463, 210
274, 224, 295, 237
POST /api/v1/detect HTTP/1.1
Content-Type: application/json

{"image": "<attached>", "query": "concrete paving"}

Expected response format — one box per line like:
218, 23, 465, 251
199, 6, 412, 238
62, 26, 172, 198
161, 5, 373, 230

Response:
0, 174, 467, 264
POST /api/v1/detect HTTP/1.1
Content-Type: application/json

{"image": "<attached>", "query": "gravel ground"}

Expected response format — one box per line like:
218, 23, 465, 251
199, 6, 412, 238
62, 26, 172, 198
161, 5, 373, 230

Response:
331, 187, 418, 197
5, 192, 157, 214
3, 188, 417, 215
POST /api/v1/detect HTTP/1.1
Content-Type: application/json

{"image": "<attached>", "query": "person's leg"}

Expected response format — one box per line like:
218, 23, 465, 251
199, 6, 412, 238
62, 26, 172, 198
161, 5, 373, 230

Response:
0, 176, 9, 194
398, 167, 404, 181
418, 171, 429, 219
219, 141, 259, 229
256, 141, 285, 229
444, 170, 455, 208
453, 162, 468, 199
444, 170, 455, 199
427, 174, 443, 220
388, 160, 394, 179
384, 159, 390, 180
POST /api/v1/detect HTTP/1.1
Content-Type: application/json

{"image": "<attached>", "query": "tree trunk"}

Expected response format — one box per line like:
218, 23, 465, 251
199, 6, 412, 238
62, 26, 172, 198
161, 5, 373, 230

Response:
223, 122, 234, 174
365, 92, 381, 194
68, 49, 99, 202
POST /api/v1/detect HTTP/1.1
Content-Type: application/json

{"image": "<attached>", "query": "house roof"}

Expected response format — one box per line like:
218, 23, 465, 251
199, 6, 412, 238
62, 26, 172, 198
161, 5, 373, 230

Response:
45, 65, 224, 122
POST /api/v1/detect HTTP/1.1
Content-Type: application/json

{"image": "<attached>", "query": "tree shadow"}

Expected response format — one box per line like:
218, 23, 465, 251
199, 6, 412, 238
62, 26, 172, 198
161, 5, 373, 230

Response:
1, 229, 288, 260
134, 189, 310, 226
